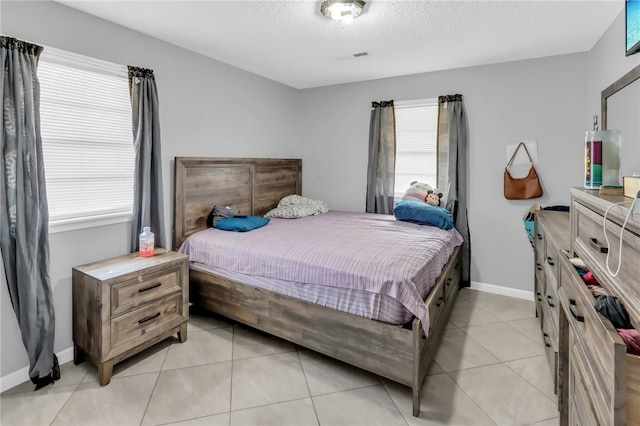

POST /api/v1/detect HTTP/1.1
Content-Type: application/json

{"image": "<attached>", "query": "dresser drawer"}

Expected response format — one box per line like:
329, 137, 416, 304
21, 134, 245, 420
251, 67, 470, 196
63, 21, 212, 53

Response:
544, 275, 560, 334
569, 331, 603, 426
111, 267, 182, 316
560, 254, 629, 424
110, 294, 183, 355
541, 301, 557, 389
573, 201, 640, 328
535, 221, 546, 266
543, 242, 562, 294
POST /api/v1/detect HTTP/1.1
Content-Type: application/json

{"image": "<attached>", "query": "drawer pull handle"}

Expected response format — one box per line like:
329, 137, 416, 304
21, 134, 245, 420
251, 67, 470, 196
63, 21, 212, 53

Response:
436, 296, 444, 307
445, 278, 452, 287
543, 332, 552, 348
536, 292, 542, 301
547, 295, 555, 308
536, 263, 542, 271
537, 233, 543, 240
546, 256, 554, 266
568, 299, 584, 322
139, 283, 161, 293
138, 312, 160, 324
589, 238, 608, 254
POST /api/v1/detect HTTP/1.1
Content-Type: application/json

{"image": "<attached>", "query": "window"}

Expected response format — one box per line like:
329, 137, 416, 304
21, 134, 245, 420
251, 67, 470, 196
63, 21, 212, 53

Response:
394, 98, 438, 199
38, 48, 134, 232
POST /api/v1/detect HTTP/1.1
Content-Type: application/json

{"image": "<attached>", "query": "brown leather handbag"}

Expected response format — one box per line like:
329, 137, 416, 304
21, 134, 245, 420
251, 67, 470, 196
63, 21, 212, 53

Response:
504, 142, 543, 200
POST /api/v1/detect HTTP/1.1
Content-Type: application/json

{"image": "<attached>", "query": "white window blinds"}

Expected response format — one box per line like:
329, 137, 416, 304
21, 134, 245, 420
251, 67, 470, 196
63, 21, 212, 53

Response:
394, 98, 439, 198
38, 48, 134, 228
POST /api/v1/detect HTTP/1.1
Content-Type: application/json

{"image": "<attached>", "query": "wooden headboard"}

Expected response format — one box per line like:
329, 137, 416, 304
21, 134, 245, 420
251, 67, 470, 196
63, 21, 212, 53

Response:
173, 157, 302, 250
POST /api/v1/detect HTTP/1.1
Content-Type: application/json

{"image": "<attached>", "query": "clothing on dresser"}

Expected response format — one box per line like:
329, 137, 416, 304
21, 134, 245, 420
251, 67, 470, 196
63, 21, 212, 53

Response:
617, 328, 640, 356
595, 295, 633, 330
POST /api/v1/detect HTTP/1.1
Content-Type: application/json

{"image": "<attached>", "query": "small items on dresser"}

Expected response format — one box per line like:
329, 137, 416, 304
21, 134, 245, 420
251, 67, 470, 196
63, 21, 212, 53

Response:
623, 175, 640, 199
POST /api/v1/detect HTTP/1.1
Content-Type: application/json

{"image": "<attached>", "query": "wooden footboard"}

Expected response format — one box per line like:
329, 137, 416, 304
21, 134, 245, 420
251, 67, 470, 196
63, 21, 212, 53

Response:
189, 246, 461, 417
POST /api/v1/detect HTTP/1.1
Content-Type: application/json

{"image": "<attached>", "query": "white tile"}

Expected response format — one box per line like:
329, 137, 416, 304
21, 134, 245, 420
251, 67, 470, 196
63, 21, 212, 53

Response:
448, 298, 502, 328
1, 384, 76, 426
231, 352, 309, 411
449, 364, 559, 426
188, 306, 234, 332
465, 292, 536, 322
232, 324, 296, 360
313, 385, 406, 426
52, 373, 158, 426
162, 327, 233, 370
384, 374, 496, 426
142, 362, 232, 426
433, 328, 501, 372
111, 340, 170, 379
162, 412, 229, 426
298, 349, 380, 396
461, 322, 545, 362
526, 417, 560, 426
230, 398, 318, 426
506, 317, 545, 346
505, 355, 556, 401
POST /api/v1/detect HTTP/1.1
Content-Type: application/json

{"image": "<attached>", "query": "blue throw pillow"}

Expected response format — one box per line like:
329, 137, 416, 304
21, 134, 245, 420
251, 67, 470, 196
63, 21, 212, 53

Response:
215, 216, 270, 232
393, 201, 454, 230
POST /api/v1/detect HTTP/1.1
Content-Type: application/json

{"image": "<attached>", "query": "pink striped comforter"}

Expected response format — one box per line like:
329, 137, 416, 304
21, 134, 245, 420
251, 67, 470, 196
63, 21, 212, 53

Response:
179, 211, 463, 333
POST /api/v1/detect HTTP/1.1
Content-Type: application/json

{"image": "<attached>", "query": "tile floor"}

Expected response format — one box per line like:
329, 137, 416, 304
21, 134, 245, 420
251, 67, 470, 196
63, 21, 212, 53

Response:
0, 289, 560, 426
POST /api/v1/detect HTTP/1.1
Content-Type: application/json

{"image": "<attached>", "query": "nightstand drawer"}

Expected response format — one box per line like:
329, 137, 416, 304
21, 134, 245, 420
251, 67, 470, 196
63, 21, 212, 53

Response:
111, 294, 183, 353
111, 268, 181, 316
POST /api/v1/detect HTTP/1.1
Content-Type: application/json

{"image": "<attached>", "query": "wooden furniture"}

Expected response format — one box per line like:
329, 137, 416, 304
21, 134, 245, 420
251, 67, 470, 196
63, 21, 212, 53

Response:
556, 188, 640, 425
173, 157, 462, 417
534, 209, 570, 399
72, 248, 189, 385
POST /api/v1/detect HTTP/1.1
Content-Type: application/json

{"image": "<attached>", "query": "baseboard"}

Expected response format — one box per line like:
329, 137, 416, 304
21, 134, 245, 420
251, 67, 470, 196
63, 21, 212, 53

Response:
469, 281, 534, 301
0, 347, 74, 393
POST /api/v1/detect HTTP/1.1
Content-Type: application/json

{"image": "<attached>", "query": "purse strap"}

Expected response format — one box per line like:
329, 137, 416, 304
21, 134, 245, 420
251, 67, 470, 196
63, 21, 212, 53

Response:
506, 142, 534, 170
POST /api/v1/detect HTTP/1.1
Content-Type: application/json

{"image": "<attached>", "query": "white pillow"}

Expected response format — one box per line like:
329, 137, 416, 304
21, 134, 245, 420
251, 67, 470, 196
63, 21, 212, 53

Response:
264, 195, 330, 218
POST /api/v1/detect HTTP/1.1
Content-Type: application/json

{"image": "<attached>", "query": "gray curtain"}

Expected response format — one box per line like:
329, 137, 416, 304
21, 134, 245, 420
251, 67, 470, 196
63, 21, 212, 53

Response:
0, 36, 59, 389
438, 94, 470, 287
366, 100, 396, 214
128, 66, 166, 252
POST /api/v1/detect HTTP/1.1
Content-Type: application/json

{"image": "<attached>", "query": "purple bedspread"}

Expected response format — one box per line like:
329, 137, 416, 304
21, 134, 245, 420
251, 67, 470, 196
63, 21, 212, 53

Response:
179, 210, 463, 333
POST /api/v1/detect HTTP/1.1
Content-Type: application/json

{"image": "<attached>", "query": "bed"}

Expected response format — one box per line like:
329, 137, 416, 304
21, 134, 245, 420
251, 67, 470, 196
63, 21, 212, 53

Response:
173, 157, 463, 417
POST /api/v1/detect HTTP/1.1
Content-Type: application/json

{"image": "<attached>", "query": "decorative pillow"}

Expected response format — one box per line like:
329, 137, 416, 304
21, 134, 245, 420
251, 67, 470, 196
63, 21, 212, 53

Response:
264, 195, 330, 218
393, 200, 454, 230
401, 181, 433, 203
215, 216, 270, 232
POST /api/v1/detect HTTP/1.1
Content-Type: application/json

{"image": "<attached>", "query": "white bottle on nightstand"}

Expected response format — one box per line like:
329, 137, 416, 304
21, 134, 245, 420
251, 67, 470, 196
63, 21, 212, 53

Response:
139, 227, 155, 257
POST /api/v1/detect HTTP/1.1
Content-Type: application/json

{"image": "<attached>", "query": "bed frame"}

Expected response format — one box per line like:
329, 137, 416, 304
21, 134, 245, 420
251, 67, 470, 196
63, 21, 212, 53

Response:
173, 157, 461, 417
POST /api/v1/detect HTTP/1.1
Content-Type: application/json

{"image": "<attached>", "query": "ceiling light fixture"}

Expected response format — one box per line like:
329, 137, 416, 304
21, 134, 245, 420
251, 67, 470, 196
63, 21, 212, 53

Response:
321, 0, 366, 24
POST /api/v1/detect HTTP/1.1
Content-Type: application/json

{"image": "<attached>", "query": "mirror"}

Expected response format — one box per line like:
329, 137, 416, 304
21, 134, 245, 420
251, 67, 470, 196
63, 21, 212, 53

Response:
601, 64, 640, 178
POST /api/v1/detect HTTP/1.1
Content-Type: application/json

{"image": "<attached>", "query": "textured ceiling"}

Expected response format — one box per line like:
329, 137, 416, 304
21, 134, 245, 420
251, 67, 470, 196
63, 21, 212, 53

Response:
55, 0, 623, 89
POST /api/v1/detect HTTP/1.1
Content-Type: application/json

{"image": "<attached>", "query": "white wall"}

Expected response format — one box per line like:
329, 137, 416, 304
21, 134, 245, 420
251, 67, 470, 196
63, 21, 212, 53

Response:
1, 1, 639, 388
0, 0, 302, 388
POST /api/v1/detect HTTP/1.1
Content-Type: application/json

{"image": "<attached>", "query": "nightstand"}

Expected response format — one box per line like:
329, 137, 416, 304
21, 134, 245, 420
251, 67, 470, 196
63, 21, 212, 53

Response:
72, 248, 189, 385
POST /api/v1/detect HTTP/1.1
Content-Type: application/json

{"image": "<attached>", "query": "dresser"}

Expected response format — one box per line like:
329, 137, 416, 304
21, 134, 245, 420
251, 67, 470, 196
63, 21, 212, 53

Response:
72, 249, 189, 385
557, 188, 640, 425
534, 209, 570, 399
